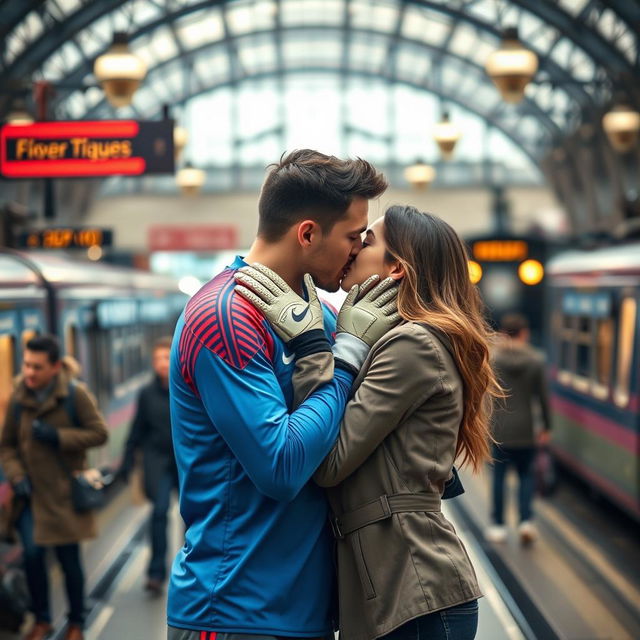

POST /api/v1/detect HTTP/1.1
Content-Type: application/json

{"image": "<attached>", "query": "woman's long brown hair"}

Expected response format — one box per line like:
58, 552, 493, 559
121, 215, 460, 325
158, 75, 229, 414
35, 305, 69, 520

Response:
383, 206, 500, 472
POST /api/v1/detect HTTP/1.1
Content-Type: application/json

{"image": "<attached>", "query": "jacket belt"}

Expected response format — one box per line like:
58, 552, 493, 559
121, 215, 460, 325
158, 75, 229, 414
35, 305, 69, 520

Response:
331, 493, 441, 539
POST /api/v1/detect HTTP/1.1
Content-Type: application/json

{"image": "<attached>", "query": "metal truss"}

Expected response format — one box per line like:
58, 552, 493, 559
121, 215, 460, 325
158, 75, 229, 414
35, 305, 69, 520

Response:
0, 0, 638, 169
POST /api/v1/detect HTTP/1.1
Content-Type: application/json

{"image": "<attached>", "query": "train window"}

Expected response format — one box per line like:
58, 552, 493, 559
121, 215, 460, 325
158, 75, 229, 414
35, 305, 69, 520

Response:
113, 328, 125, 389
573, 316, 591, 392
593, 318, 614, 400
558, 315, 574, 385
97, 329, 113, 396
0, 334, 16, 425
614, 297, 637, 408
66, 324, 79, 362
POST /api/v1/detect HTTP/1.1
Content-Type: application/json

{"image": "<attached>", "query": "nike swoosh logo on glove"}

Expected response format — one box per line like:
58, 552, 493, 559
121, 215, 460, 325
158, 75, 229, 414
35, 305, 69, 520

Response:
292, 306, 309, 322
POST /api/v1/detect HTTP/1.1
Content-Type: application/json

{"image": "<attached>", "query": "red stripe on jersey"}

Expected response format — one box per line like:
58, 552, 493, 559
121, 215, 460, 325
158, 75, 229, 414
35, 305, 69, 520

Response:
179, 268, 275, 393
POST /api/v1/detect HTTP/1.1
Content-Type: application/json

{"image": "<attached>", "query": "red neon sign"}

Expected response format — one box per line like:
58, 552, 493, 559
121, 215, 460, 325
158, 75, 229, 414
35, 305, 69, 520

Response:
0, 120, 174, 178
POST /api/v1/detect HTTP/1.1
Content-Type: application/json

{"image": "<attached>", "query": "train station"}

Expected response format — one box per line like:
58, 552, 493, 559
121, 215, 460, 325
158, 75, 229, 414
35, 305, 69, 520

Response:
0, 1, 638, 639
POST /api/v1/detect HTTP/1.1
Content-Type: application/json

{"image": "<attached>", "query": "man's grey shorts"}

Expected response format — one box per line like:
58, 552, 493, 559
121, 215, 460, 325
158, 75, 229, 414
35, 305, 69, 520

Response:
168, 630, 329, 640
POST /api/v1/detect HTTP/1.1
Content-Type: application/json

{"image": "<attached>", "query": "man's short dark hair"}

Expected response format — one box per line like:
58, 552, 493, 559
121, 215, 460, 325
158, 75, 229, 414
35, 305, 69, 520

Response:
500, 313, 529, 338
26, 334, 61, 364
257, 149, 388, 241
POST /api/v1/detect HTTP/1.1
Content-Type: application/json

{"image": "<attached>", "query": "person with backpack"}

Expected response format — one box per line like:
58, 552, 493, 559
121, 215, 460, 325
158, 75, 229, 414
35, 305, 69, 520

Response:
0, 335, 108, 640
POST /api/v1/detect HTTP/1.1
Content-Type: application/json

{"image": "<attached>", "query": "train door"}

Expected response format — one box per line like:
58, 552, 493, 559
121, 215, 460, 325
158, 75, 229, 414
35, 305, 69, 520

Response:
0, 328, 16, 427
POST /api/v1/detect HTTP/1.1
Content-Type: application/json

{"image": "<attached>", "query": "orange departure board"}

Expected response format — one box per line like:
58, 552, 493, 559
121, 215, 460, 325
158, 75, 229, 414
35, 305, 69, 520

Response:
20, 228, 112, 249
472, 240, 529, 262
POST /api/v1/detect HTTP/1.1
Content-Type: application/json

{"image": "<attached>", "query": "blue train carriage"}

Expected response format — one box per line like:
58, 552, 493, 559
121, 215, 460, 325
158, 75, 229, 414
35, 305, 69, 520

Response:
0, 253, 48, 442
0, 250, 186, 476
547, 242, 640, 521
465, 233, 550, 347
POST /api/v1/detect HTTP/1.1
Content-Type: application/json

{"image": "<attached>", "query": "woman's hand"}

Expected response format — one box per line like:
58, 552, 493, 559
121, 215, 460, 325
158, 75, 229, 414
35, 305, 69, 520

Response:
338, 275, 401, 347
331, 275, 402, 373
234, 263, 325, 344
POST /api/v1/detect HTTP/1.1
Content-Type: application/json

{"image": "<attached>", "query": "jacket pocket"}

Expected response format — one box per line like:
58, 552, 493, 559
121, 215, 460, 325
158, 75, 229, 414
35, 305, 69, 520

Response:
349, 530, 376, 600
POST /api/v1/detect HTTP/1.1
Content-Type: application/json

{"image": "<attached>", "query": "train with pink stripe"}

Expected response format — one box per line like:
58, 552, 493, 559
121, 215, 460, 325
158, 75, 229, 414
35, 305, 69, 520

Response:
0, 249, 185, 475
546, 240, 639, 521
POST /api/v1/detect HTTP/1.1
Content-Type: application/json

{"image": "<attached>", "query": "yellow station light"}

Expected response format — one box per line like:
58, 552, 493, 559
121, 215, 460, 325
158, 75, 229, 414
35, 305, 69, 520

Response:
518, 259, 544, 285
468, 260, 483, 284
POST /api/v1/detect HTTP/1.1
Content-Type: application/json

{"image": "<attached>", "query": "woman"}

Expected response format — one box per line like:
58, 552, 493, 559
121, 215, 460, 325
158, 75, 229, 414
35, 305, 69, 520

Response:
238, 206, 500, 640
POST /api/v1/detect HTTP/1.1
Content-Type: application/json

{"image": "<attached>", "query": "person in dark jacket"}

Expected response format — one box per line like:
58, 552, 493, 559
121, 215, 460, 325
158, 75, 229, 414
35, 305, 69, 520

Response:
0, 335, 108, 640
119, 336, 177, 595
486, 313, 551, 545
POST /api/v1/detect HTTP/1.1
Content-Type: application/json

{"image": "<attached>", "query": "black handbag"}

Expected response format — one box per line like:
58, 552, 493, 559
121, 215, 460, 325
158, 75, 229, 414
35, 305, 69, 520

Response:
534, 445, 557, 496
69, 474, 105, 512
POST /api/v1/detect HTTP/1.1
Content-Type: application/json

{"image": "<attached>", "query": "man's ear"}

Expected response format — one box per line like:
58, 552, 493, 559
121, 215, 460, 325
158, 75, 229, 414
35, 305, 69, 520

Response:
297, 220, 321, 248
388, 260, 405, 281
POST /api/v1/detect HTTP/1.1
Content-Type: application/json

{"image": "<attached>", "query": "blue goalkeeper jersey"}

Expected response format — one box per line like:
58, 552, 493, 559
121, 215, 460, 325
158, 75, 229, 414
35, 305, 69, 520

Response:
167, 256, 352, 635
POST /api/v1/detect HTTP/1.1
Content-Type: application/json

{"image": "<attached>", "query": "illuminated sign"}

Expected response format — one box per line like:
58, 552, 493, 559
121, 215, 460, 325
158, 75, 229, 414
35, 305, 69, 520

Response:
19, 228, 113, 250
0, 120, 174, 178
149, 225, 237, 251
472, 240, 529, 262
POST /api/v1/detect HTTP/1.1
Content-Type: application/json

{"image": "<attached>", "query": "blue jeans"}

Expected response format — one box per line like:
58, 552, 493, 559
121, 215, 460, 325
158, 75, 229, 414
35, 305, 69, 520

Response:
16, 504, 85, 626
491, 446, 535, 525
379, 600, 479, 640
148, 468, 179, 582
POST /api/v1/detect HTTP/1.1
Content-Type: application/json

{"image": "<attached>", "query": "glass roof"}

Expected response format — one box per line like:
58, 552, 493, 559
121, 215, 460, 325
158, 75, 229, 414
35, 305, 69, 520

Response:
0, 0, 637, 188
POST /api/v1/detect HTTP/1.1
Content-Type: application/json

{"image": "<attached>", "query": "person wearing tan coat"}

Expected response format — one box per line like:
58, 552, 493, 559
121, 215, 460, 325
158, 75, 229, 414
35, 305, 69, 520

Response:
240, 206, 502, 640
0, 335, 108, 640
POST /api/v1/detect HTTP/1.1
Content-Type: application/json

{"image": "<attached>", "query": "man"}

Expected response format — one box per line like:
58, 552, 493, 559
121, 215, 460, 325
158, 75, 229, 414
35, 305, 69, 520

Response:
120, 336, 177, 595
168, 150, 394, 639
486, 313, 551, 545
0, 335, 108, 640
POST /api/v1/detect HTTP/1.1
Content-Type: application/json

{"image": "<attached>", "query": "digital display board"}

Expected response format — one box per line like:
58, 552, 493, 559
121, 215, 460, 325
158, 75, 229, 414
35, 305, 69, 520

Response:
472, 240, 529, 262
0, 120, 174, 178
19, 228, 113, 250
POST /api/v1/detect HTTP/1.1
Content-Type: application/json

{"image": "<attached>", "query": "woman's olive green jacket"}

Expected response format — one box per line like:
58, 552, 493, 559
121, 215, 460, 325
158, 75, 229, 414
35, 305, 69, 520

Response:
314, 322, 481, 640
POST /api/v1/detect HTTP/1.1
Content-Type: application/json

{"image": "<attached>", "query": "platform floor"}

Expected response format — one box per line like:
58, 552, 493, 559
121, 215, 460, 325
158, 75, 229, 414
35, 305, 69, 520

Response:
5, 464, 638, 640
79, 496, 522, 640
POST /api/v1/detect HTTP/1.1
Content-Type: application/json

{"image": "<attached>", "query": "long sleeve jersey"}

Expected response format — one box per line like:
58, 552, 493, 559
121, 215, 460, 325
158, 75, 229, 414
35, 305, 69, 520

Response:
167, 256, 352, 635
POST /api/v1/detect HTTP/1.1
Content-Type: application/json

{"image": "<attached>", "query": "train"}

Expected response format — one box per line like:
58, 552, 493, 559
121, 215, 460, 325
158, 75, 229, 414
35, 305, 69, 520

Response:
546, 240, 639, 521
0, 249, 186, 474
466, 230, 639, 521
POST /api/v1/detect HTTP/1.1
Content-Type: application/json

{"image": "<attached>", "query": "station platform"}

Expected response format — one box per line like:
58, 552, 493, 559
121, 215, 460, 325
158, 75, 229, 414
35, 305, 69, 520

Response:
2, 465, 639, 640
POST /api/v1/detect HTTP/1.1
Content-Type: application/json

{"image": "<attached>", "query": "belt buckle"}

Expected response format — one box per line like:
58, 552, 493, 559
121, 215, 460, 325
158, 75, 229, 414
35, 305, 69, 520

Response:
330, 517, 344, 539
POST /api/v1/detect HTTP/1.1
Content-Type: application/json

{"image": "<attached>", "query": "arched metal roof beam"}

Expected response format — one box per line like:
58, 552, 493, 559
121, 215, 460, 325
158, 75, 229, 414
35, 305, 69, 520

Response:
1, 0, 605, 113
507, 0, 638, 76
604, 0, 640, 36
0, 0, 126, 87
0, 0, 46, 41
74, 25, 562, 143
87, 64, 544, 169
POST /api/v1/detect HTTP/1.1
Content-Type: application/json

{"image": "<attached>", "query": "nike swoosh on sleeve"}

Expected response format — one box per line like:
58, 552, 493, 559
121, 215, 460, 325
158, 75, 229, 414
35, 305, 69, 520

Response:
282, 351, 295, 365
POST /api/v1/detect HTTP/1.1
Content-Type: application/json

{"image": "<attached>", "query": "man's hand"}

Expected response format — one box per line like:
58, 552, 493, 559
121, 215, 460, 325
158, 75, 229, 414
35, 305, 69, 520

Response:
234, 263, 325, 344
12, 477, 31, 499
32, 419, 60, 448
337, 275, 401, 347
